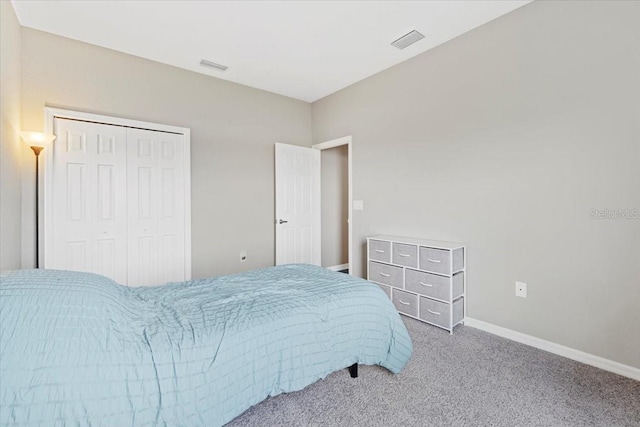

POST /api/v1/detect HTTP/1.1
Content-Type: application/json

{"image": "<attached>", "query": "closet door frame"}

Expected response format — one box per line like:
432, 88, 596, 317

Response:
43, 107, 192, 281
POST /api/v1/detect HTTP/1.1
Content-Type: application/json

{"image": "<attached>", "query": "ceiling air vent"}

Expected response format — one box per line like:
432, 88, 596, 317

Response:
200, 59, 228, 72
391, 30, 425, 50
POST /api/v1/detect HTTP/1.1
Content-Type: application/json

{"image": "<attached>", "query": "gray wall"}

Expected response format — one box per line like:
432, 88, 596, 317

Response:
0, 2, 23, 270
312, 0, 640, 368
20, 28, 312, 278
321, 145, 348, 268
6, 0, 639, 369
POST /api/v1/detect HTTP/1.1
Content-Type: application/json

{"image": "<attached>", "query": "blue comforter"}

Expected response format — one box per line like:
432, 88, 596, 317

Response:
0, 264, 412, 426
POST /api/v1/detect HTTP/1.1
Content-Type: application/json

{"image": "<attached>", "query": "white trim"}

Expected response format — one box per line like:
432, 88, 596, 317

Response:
312, 136, 353, 275
312, 136, 351, 150
326, 263, 349, 272
182, 128, 192, 280
44, 107, 188, 134
465, 317, 640, 381
43, 107, 192, 281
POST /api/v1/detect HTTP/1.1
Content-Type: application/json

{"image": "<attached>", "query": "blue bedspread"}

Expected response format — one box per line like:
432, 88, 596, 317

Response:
0, 264, 412, 426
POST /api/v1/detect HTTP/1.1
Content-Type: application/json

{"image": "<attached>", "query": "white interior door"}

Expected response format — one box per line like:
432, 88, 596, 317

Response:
275, 143, 321, 265
50, 118, 127, 283
127, 128, 186, 286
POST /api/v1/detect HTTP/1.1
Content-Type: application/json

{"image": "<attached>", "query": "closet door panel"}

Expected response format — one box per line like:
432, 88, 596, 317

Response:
127, 132, 159, 287
158, 133, 185, 283
51, 118, 127, 283
94, 130, 127, 283
127, 128, 185, 286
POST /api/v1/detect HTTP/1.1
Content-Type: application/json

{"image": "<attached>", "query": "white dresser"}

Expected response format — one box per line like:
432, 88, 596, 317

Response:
367, 235, 466, 334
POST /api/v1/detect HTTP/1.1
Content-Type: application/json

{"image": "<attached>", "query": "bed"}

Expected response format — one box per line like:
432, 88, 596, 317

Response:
0, 264, 412, 426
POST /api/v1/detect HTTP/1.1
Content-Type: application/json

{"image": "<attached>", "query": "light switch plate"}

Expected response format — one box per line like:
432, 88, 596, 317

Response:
353, 200, 364, 210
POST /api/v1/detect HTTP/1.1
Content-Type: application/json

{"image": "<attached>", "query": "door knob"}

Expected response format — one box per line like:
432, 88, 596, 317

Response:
277, 219, 288, 224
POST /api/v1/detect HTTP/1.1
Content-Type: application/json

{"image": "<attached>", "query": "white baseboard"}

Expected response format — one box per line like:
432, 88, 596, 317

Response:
464, 317, 640, 382
326, 263, 349, 272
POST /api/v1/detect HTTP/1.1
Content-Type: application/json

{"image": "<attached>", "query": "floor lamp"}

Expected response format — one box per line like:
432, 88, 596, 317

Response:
20, 131, 56, 268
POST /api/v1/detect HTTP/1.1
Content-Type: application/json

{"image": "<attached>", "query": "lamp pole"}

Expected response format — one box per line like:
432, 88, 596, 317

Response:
31, 146, 44, 268
20, 131, 56, 269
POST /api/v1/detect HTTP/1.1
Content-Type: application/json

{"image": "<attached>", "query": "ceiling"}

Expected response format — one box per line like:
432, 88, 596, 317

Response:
12, 1, 531, 102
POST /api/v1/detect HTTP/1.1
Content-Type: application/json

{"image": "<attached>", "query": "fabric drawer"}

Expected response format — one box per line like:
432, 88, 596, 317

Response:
452, 297, 464, 326
405, 269, 450, 301
452, 272, 464, 300
392, 289, 418, 318
419, 297, 451, 329
452, 247, 465, 272
392, 243, 418, 268
419, 247, 451, 275
377, 283, 392, 299
368, 240, 391, 263
368, 261, 403, 288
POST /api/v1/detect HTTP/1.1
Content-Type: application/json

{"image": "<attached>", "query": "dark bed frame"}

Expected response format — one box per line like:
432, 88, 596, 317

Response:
348, 363, 358, 378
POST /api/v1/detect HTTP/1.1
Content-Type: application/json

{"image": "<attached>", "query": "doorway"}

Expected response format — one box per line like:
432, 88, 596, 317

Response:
312, 136, 352, 274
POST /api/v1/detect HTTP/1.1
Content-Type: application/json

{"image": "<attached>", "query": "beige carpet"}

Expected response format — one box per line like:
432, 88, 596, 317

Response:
227, 316, 640, 426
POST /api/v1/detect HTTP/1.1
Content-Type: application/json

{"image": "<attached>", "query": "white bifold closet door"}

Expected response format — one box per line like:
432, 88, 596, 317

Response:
51, 119, 128, 283
126, 128, 186, 286
50, 118, 187, 286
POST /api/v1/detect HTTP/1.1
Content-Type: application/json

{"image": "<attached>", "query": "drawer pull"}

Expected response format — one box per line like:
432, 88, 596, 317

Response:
419, 282, 433, 287
374, 249, 385, 253
398, 253, 411, 257
379, 272, 390, 277
427, 309, 442, 316
398, 300, 411, 306
426, 258, 441, 263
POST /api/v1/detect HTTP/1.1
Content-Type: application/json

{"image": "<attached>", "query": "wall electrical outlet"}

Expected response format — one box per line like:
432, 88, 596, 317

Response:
240, 251, 247, 262
515, 281, 527, 298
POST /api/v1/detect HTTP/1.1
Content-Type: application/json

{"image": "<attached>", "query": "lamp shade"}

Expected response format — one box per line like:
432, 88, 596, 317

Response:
20, 131, 56, 148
